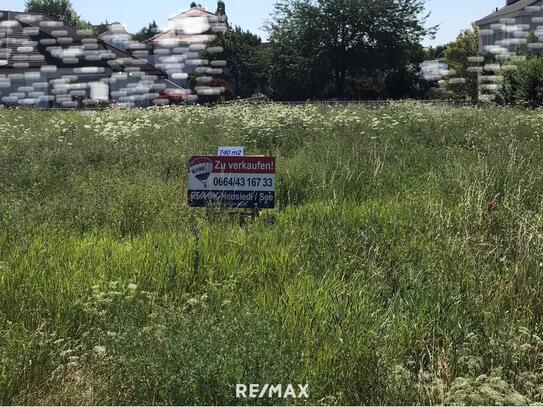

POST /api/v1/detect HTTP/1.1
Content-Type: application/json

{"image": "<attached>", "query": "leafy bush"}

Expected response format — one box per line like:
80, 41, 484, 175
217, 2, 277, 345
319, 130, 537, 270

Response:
498, 57, 543, 107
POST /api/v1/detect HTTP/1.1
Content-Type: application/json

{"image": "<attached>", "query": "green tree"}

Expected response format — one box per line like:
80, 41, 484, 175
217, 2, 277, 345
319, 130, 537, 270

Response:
132, 21, 160, 43
268, 0, 434, 99
206, 26, 267, 98
444, 27, 480, 101
267, 1, 332, 100
25, 0, 89, 29
425, 43, 449, 60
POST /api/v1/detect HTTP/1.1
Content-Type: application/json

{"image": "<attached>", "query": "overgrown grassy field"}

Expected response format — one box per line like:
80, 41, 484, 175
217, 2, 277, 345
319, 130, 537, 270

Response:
1, 103, 543, 405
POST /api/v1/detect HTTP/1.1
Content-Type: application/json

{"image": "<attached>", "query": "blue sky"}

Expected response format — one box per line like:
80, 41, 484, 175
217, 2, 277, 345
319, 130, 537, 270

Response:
2, 0, 503, 46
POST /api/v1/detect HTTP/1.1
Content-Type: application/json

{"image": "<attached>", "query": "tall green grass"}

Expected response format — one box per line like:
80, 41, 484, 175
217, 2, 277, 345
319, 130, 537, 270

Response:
1, 103, 543, 405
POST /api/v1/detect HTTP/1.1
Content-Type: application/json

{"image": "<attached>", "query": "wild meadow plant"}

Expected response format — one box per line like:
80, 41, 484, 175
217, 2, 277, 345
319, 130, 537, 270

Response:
0, 103, 543, 405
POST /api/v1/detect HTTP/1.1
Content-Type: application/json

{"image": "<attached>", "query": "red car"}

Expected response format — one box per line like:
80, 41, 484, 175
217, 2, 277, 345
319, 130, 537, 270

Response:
155, 88, 189, 105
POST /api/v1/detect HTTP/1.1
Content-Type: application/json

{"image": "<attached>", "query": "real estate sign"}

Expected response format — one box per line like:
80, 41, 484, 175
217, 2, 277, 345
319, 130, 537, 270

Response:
188, 156, 276, 209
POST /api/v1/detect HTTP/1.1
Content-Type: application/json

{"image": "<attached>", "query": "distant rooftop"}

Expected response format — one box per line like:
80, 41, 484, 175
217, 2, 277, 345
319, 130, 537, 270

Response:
476, 0, 541, 25
169, 6, 217, 21
147, 4, 225, 44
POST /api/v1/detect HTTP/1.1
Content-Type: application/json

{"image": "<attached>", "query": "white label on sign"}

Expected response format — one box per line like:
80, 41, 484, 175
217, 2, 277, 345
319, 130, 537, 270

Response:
218, 147, 245, 157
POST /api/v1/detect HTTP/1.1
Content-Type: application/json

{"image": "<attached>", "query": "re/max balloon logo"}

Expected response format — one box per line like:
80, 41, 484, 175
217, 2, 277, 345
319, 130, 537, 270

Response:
189, 157, 214, 188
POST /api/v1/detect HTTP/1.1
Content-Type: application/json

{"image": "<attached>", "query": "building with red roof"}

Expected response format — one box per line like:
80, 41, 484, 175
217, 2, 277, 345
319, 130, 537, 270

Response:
146, 2, 227, 45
